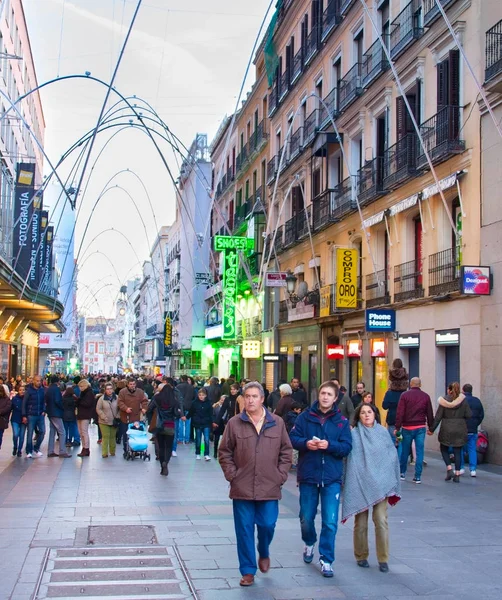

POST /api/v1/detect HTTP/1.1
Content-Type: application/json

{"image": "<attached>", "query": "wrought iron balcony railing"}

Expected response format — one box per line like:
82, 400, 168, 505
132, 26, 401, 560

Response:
332, 176, 357, 220
339, 63, 362, 112
266, 155, 277, 184
313, 190, 336, 232
284, 214, 298, 248
319, 85, 339, 129
428, 247, 460, 295
416, 105, 465, 169
340, 0, 356, 16
303, 109, 319, 146
390, 0, 423, 60
321, 0, 342, 42
297, 206, 312, 240
291, 46, 303, 84
423, 0, 456, 27
383, 134, 419, 190
278, 70, 289, 102
289, 127, 303, 161
304, 27, 319, 65
486, 19, 502, 82
362, 36, 390, 88
275, 224, 285, 254
268, 84, 279, 117
358, 157, 387, 206
394, 259, 424, 302
365, 270, 390, 308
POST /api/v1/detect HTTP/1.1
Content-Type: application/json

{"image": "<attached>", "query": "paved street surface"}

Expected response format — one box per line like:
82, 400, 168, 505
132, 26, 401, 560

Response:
1, 424, 502, 600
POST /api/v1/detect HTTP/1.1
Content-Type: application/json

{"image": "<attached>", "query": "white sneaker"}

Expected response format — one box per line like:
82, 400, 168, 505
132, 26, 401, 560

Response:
26, 453, 33, 458
171, 451, 177, 457
34, 451, 43, 458
319, 559, 334, 578
459, 468, 465, 475
205, 456, 211, 461
196, 455, 201, 460
471, 470, 476, 477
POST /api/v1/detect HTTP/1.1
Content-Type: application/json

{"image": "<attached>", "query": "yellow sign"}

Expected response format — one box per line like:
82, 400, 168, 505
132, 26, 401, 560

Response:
336, 248, 358, 309
18, 169, 34, 186
320, 285, 331, 317
242, 340, 261, 358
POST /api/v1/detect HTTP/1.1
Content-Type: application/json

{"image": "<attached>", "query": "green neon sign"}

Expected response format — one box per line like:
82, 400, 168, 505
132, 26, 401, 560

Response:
214, 235, 255, 340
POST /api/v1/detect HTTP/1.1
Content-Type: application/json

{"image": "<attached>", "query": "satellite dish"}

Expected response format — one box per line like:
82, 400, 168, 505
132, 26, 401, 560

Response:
297, 281, 308, 299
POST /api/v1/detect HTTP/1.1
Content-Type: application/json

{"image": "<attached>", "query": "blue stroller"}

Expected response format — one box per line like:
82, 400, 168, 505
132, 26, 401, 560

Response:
123, 421, 151, 461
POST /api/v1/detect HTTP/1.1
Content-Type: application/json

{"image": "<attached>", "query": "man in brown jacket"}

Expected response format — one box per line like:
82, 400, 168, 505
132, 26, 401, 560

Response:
219, 381, 292, 587
117, 379, 148, 453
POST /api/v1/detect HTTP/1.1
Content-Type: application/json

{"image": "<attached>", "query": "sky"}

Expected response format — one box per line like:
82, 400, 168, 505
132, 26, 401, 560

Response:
22, 0, 272, 318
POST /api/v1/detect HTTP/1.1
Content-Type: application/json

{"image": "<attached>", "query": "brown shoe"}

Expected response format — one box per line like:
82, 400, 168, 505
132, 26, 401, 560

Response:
239, 574, 254, 586
258, 556, 270, 573
48, 453, 58, 457
58, 453, 72, 458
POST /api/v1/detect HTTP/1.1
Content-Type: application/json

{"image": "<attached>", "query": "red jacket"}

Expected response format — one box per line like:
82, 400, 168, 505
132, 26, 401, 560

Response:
395, 387, 433, 430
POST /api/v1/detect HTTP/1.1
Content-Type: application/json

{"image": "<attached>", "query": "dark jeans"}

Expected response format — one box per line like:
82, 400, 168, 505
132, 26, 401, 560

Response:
119, 422, 129, 451
441, 444, 462, 470
399, 427, 426, 479
233, 499, 279, 576
213, 432, 221, 457
11, 422, 26, 452
64, 420, 80, 444
299, 482, 341, 564
157, 433, 174, 464
195, 427, 210, 456
26, 415, 46, 454
0, 428, 4, 448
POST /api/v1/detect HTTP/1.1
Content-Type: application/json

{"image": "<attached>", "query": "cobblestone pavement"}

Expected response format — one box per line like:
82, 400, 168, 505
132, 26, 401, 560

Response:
1, 423, 502, 600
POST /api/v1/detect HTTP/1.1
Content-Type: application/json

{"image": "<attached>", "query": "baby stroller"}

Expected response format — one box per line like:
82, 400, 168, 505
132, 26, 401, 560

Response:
123, 421, 151, 461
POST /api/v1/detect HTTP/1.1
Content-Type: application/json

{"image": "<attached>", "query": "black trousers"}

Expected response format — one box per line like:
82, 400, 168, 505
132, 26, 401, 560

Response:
440, 444, 462, 470
158, 433, 174, 464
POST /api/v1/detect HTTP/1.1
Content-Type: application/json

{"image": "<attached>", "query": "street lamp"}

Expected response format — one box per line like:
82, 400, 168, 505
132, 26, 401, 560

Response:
285, 270, 297, 295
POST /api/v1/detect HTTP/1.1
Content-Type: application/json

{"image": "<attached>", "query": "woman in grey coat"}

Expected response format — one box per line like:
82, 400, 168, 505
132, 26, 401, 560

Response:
430, 382, 472, 483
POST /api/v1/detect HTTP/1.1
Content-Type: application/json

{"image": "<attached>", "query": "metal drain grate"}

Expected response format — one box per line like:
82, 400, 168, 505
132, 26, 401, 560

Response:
87, 525, 158, 546
34, 546, 191, 599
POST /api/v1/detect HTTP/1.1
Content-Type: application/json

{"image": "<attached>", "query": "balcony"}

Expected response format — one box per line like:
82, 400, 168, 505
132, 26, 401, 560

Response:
428, 248, 460, 296
291, 47, 303, 84
312, 190, 339, 232
340, 0, 356, 16
267, 155, 277, 184
277, 145, 288, 173
303, 109, 319, 146
250, 185, 265, 213
284, 215, 298, 248
358, 157, 387, 206
248, 120, 267, 156
289, 127, 303, 161
423, 0, 456, 27
321, 0, 341, 42
365, 270, 390, 308
236, 144, 248, 173
390, 0, 423, 60
319, 85, 339, 129
383, 134, 419, 190
278, 70, 289, 102
297, 206, 312, 240
339, 63, 362, 112
394, 260, 424, 302
362, 36, 390, 88
233, 200, 250, 231
304, 28, 319, 65
416, 106, 465, 170
268, 84, 279, 117
332, 176, 357, 220
275, 224, 285, 254
485, 20, 502, 85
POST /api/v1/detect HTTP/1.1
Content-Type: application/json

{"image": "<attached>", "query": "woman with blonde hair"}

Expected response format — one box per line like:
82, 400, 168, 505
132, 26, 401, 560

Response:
76, 379, 96, 457
429, 382, 471, 483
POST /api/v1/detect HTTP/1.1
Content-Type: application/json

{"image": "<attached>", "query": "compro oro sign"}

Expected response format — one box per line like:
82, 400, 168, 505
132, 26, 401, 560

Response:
335, 248, 358, 308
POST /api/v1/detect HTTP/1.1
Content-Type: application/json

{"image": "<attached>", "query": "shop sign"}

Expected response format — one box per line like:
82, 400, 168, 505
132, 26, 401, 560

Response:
335, 248, 358, 309
279, 346, 288, 353
265, 272, 287, 287
460, 266, 491, 295
422, 173, 457, 200
308, 344, 318, 352
366, 309, 396, 331
347, 340, 362, 358
263, 353, 283, 362
205, 324, 223, 339
320, 285, 331, 317
435, 329, 460, 346
326, 344, 344, 360
288, 302, 315, 322
213, 235, 254, 252
398, 334, 420, 348
242, 340, 261, 358
163, 316, 172, 355
195, 272, 212, 284
371, 339, 386, 357
293, 345, 302, 352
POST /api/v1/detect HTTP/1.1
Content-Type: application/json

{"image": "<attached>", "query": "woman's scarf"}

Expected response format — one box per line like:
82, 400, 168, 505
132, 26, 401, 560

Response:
342, 422, 401, 523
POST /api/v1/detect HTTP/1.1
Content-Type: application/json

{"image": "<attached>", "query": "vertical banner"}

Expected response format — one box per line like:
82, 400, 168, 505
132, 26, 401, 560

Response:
37, 210, 48, 290
163, 315, 172, 355
28, 190, 43, 289
12, 162, 36, 280
335, 247, 358, 309
41, 226, 54, 293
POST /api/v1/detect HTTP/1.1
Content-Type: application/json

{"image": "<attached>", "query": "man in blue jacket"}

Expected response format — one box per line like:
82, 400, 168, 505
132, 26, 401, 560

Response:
290, 380, 352, 578
461, 383, 484, 477
22, 375, 46, 458
45, 375, 72, 458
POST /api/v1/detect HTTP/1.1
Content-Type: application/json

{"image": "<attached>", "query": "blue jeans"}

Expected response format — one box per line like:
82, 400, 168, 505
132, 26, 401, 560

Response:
400, 427, 426, 479
299, 482, 341, 564
64, 421, 80, 444
195, 427, 210, 456
461, 433, 478, 471
11, 422, 26, 453
233, 499, 279, 576
26, 415, 46, 455
177, 413, 191, 443
387, 425, 402, 460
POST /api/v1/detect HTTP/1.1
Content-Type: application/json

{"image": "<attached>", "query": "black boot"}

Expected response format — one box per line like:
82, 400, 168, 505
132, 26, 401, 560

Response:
160, 462, 168, 476
445, 469, 453, 481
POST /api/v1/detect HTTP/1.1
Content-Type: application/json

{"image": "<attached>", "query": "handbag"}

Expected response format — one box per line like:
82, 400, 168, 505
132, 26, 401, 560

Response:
112, 417, 121, 428
148, 408, 157, 433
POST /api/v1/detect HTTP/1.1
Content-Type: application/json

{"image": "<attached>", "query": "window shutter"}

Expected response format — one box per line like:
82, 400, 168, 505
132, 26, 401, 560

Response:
292, 185, 300, 215
436, 58, 448, 109
448, 48, 460, 106
405, 94, 416, 134
415, 78, 422, 124
396, 95, 406, 141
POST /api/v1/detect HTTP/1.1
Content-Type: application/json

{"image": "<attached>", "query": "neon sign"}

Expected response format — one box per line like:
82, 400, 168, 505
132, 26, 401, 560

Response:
214, 235, 254, 340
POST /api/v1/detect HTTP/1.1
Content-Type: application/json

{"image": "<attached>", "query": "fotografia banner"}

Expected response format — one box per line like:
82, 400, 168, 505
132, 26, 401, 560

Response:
12, 162, 36, 280
41, 226, 54, 293
28, 190, 43, 289
37, 210, 48, 290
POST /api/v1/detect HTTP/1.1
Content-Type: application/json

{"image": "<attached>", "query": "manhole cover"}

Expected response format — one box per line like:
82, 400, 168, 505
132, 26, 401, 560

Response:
87, 525, 158, 546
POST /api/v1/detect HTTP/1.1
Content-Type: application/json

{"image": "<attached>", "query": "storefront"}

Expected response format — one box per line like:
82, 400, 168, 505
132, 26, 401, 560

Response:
398, 333, 420, 379
436, 329, 460, 390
